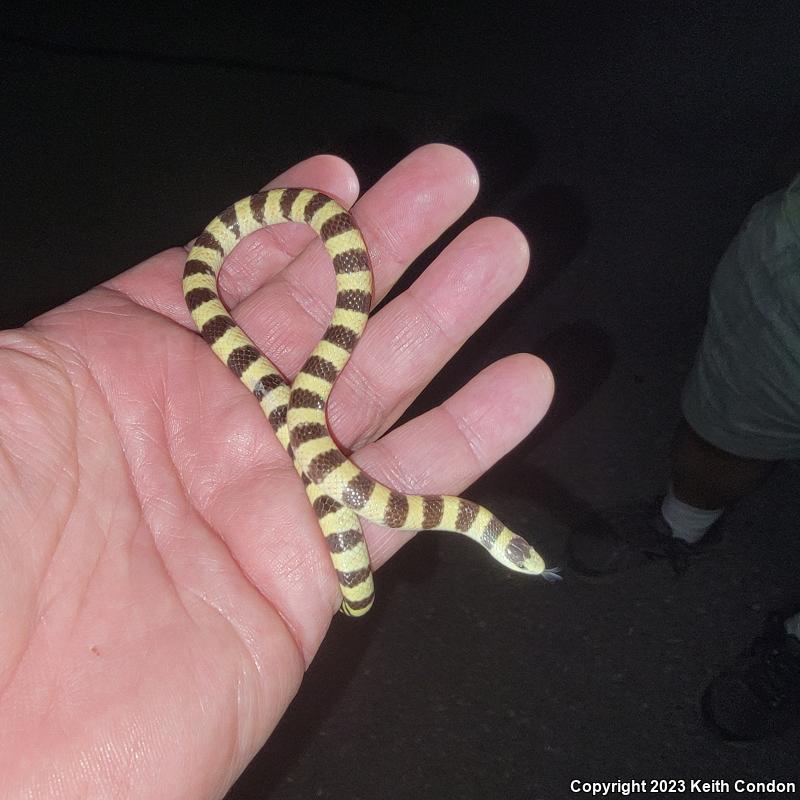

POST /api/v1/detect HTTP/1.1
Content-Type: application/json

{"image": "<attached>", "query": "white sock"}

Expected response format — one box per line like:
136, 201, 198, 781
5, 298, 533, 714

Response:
785, 612, 800, 641
660, 485, 723, 544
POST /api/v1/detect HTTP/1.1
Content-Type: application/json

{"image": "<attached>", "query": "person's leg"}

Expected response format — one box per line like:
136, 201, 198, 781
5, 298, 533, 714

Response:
568, 178, 800, 577
669, 418, 775, 510
565, 416, 777, 576
659, 419, 776, 544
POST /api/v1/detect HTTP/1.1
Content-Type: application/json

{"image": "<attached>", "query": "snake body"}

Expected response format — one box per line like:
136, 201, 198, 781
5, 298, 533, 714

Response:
183, 188, 557, 616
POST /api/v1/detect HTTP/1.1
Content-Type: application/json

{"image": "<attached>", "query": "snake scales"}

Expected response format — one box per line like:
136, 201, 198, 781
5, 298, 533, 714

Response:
183, 188, 558, 616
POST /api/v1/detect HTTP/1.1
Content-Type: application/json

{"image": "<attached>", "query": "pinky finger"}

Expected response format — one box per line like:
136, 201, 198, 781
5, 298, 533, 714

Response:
351, 353, 554, 569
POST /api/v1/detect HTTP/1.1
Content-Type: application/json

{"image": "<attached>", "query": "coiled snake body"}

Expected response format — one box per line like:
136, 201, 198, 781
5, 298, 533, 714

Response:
183, 188, 557, 616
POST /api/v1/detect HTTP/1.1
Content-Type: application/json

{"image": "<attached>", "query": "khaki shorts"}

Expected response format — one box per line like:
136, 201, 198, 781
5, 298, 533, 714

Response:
681, 174, 800, 460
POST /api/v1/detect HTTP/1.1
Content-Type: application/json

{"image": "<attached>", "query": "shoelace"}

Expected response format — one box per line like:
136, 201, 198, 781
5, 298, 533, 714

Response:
643, 537, 695, 574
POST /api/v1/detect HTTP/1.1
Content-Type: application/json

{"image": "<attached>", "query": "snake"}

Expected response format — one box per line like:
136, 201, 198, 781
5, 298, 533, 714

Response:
183, 188, 559, 616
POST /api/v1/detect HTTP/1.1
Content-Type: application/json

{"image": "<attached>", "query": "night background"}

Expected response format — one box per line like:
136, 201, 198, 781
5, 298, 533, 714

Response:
2, 2, 799, 798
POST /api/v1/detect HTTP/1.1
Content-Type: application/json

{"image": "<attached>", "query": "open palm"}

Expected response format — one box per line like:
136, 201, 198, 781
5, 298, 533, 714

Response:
0, 145, 553, 799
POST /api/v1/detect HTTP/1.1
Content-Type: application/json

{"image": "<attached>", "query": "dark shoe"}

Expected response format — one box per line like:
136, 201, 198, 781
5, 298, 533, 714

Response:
702, 613, 800, 741
566, 503, 716, 578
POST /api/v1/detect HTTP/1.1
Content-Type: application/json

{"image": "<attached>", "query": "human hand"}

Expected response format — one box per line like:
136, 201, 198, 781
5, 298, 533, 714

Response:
0, 144, 553, 798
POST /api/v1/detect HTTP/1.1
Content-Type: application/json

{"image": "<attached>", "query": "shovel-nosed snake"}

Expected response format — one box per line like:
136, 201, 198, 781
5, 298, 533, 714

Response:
183, 188, 558, 616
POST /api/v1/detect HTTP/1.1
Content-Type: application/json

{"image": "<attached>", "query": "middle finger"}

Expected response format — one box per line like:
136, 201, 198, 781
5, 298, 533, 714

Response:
326, 214, 529, 451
